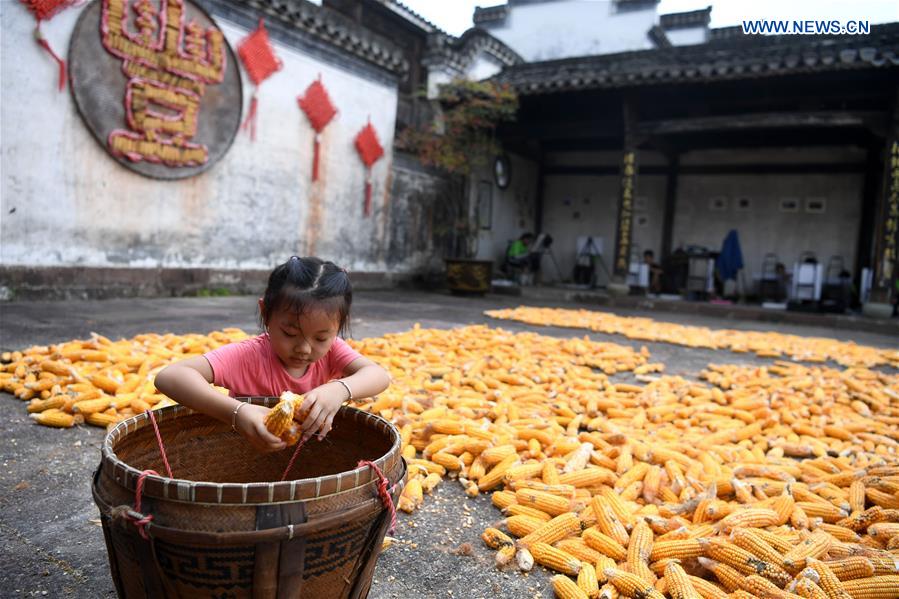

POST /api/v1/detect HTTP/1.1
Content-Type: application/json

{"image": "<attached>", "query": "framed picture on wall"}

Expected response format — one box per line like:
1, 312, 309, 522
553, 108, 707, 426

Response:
477, 180, 492, 230
779, 198, 800, 213
805, 197, 826, 214
734, 197, 752, 212
709, 196, 728, 212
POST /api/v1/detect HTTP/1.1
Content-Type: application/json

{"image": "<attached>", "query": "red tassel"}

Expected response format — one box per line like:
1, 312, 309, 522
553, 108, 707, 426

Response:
364, 177, 372, 217
241, 92, 258, 141
34, 26, 66, 92
312, 136, 320, 181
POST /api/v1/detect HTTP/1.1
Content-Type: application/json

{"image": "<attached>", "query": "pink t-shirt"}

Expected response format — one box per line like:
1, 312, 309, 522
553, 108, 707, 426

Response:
204, 333, 362, 397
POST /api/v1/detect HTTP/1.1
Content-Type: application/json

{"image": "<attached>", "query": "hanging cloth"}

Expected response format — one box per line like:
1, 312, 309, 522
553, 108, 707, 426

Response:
237, 19, 283, 141
717, 229, 745, 282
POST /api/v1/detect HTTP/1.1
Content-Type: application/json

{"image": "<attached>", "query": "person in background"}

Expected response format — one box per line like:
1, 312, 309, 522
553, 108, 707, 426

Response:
774, 262, 790, 302
506, 232, 541, 280
644, 250, 663, 294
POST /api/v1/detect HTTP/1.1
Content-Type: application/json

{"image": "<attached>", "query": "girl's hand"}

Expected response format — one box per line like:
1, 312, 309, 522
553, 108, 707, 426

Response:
299, 382, 349, 442
236, 403, 287, 452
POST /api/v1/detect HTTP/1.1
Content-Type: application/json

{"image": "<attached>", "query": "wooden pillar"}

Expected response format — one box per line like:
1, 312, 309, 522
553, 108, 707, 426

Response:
534, 144, 545, 234
613, 100, 638, 279
661, 153, 679, 261
853, 142, 882, 289
870, 90, 899, 303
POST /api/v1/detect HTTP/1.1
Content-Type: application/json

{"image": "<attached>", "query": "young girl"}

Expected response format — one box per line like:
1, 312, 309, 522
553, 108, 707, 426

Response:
155, 256, 390, 452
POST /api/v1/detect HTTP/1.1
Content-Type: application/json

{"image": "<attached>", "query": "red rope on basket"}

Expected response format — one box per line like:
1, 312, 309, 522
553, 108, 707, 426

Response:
146, 409, 173, 478
280, 437, 308, 481
125, 469, 158, 540
357, 460, 397, 533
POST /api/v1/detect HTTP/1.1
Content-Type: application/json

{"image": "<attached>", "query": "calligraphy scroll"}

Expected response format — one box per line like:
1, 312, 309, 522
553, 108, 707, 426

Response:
613, 150, 637, 277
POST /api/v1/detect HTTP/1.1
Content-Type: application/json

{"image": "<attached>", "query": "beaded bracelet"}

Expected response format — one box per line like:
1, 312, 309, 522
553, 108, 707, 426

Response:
334, 379, 353, 401
231, 401, 248, 432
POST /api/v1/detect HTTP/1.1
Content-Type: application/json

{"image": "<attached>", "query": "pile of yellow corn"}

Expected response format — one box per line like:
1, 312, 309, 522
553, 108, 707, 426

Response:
486, 307, 899, 369
0, 329, 246, 428
349, 324, 899, 599
3, 319, 898, 598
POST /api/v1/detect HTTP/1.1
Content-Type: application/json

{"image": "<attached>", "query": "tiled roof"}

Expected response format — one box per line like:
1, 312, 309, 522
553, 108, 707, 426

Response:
244, 0, 409, 74
660, 7, 711, 30
495, 22, 899, 94
425, 27, 524, 73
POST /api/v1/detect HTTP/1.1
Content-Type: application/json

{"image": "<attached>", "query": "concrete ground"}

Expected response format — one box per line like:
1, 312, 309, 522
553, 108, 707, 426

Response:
0, 290, 896, 598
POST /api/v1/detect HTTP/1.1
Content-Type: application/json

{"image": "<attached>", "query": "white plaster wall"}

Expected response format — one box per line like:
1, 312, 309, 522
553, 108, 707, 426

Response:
472, 153, 539, 265
467, 55, 504, 82
483, 0, 657, 61
539, 146, 863, 285
0, 3, 399, 272
542, 175, 619, 281
672, 174, 863, 282
665, 27, 707, 46
540, 173, 665, 283
426, 68, 454, 100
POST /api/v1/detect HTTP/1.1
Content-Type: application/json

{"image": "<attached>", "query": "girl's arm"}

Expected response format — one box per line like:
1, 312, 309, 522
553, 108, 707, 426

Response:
300, 357, 390, 441
155, 357, 286, 452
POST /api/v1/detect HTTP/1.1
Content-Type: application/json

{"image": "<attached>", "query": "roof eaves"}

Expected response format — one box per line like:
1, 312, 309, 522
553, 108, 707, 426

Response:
245, 0, 409, 75
495, 22, 899, 94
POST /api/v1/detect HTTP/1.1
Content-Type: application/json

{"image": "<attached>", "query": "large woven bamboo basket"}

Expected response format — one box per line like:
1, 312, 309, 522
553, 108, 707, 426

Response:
92, 398, 405, 599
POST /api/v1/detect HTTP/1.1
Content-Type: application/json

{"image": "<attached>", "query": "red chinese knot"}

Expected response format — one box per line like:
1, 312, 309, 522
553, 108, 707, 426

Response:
355, 122, 384, 168
355, 121, 384, 216
237, 20, 282, 141
237, 19, 282, 86
20, 0, 73, 21
298, 78, 337, 133
298, 77, 337, 181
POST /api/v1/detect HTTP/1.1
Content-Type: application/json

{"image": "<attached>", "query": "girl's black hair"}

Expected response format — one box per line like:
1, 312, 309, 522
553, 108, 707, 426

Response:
259, 256, 352, 337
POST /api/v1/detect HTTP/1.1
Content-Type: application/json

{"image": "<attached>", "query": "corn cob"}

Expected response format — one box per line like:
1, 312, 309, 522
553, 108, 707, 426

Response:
30, 409, 76, 428
791, 577, 829, 599
804, 558, 854, 599
505, 503, 553, 521
577, 562, 600, 599
626, 519, 653, 566
505, 515, 546, 538
839, 575, 899, 599
783, 531, 835, 571
557, 538, 604, 564
700, 537, 793, 587
519, 512, 582, 548
553, 574, 589, 599
582, 528, 627, 561
603, 567, 665, 599
664, 560, 702, 599
592, 496, 630, 546
531, 542, 582, 575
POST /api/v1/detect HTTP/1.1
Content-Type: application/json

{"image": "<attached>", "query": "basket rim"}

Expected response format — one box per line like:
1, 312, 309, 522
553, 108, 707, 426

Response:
100, 397, 402, 505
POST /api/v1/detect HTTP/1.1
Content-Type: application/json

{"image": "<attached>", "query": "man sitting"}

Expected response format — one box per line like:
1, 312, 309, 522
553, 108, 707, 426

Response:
505, 232, 542, 283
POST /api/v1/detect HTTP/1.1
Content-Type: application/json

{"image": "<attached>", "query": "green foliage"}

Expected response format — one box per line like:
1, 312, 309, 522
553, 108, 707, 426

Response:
399, 79, 518, 175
